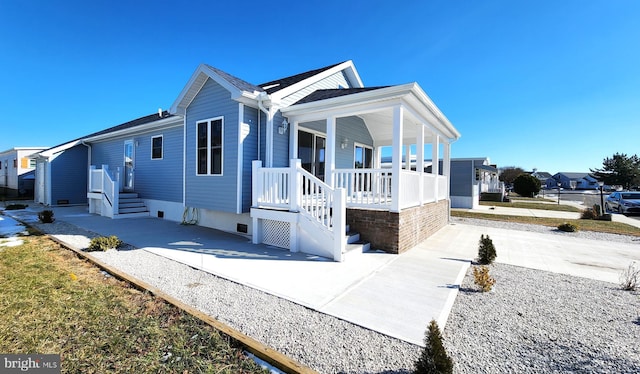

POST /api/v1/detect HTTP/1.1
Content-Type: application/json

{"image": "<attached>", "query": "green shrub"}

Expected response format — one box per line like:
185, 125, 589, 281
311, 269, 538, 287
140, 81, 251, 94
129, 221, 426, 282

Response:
414, 320, 453, 374
38, 210, 55, 223
87, 236, 123, 251
477, 234, 496, 265
473, 265, 496, 292
512, 174, 541, 198
557, 222, 578, 232
5, 204, 28, 210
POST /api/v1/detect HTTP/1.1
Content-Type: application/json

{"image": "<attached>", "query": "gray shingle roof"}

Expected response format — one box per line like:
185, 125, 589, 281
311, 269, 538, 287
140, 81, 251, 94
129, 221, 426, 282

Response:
41, 111, 176, 153
204, 64, 264, 93
293, 87, 389, 105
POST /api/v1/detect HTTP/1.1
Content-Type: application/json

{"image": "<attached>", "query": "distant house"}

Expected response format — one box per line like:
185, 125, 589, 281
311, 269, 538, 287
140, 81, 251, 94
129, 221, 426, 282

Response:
0, 147, 47, 197
33, 61, 461, 260
528, 170, 553, 188
450, 158, 502, 208
548, 172, 598, 190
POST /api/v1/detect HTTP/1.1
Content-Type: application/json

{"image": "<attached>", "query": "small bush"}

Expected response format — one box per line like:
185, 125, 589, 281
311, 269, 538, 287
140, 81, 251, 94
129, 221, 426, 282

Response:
414, 320, 453, 374
5, 204, 28, 210
477, 234, 497, 265
619, 262, 639, 291
87, 236, 123, 251
580, 207, 598, 220
557, 222, 578, 232
473, 265, 496, 292
38, 210, 55, 223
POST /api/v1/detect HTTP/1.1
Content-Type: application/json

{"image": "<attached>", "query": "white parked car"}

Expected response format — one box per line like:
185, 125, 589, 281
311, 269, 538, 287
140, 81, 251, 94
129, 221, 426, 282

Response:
605, 191, 640, 214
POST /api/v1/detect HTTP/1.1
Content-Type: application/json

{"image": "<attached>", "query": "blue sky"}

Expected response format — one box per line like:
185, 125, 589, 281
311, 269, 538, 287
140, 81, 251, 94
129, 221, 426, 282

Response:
1, 0, 638, 174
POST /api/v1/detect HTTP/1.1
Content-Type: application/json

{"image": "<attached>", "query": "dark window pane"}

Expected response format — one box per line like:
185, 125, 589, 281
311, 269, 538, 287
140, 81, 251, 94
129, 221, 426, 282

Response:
197, 122, 208, 148
197, 149, 207, 174
211, 148, 222, 174
211, 119, 222, 146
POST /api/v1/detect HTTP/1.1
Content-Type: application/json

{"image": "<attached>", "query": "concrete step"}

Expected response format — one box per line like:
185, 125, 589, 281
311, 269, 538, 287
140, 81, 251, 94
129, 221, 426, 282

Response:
119, 207, 149, 214
119, 192, 139, 199
114, 211, 149, 219
119, 201, 145, 208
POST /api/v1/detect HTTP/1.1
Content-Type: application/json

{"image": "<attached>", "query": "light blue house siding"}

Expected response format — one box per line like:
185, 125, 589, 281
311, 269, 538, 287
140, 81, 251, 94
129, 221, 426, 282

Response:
185, 78, 239, 212
272, 111, 289, 167
50, 145, 88, 205
242, 105, 260, 212
279, 71, 350, 106
90, 125, 183, 202
132, 126, 183, 202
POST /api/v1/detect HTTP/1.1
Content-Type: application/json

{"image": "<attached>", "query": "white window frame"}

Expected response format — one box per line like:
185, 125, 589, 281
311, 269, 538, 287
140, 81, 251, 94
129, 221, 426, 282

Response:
354, 142, 373, 169
196, 116, 224, 176
151, 135, 163, 160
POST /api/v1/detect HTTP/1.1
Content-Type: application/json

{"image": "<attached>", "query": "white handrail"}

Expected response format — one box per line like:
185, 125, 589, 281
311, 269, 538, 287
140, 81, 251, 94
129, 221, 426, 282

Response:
333, 168, 392, 207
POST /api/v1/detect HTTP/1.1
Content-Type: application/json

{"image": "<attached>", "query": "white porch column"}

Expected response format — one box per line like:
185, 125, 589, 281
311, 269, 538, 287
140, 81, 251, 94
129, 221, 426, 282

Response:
325, 116, 336, 187
373, 146, 382, 169
417, 125, 425, 204
251, 160, 262, 244
432, 134, 440, 201
391, 105, 403, 213
443, 141, 451, 206
290, 120, 299, 159
404, 143, 411, 170
265, 109, 275, 167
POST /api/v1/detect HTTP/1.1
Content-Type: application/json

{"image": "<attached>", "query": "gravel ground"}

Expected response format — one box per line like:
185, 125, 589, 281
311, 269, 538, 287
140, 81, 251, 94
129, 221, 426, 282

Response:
9, 213, 640, 373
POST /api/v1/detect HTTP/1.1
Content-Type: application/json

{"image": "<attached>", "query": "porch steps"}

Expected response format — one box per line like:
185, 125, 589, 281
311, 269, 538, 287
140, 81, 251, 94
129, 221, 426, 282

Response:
116, 192, 149, 218
343, 230, 371, 257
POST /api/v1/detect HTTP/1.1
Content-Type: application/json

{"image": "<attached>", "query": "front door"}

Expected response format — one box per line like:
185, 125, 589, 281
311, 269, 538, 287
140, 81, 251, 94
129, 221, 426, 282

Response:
123, 140, 135, 191
298, 130, 326, 181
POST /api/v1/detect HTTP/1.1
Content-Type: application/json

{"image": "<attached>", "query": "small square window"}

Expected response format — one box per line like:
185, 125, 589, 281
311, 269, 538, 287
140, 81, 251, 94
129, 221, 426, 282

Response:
151, 136, 163, 159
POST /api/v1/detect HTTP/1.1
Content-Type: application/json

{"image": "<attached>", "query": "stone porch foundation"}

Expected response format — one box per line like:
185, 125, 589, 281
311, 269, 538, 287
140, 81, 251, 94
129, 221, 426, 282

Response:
346, 200, 449, 254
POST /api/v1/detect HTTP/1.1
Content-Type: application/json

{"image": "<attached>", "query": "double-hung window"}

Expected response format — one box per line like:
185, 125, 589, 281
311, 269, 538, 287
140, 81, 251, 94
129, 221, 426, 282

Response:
196, 117, 223, 175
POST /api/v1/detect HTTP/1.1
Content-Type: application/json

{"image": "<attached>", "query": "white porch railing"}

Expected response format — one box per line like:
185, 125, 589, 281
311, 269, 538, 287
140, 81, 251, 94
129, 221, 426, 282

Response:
437, 175, 448, 200
252, 160, 346, 261
333, 169, 392, 208
480, 180, 504, 193
88, 165, 119, 218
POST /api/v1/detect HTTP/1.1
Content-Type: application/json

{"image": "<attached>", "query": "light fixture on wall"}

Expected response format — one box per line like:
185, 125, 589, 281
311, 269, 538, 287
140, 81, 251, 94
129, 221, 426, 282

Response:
278, 119, 289, 135
341, 138, 348, 149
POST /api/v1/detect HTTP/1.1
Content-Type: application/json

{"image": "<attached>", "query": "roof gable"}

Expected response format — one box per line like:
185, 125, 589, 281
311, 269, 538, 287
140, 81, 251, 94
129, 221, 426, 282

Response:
170, 64, 263, 114
264, 60, 364, 102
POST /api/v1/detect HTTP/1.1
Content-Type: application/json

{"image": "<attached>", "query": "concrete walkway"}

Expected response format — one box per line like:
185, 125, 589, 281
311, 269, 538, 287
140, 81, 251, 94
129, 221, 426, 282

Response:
3, 203, 639, 347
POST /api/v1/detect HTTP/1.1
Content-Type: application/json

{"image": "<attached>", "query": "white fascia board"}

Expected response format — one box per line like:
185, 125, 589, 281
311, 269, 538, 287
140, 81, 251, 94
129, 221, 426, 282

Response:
38, 140, 83, 159
83, 116, 183, 143
281, 83, 415, 118
269, 60, 364, 102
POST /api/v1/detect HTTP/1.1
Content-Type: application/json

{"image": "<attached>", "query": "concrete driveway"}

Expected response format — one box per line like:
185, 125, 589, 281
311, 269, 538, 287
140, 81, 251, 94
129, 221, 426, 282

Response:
3, 203, 639, 346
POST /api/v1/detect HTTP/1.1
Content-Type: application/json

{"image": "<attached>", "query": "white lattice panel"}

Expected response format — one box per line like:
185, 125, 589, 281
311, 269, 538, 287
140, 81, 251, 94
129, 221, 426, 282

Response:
262, 219, 290, 249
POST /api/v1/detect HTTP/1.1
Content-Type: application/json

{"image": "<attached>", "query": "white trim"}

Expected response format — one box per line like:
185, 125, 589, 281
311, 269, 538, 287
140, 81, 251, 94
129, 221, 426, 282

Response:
182, 114, 186, 206
353, 142, 373, 168
237, 103, 244, 214
195, 116, 224, 176
151, 134, 163, 160
123, 139, 135, 191
83, 116, 182, 143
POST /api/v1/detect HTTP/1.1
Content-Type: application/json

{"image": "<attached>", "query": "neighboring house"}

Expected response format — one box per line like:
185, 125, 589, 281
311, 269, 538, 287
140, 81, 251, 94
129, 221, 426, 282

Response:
528, 170, 553, 188
0, 147, 47, 197
33, 61, 460, 261
449, 158, 502, 208
548, 172, 595, 190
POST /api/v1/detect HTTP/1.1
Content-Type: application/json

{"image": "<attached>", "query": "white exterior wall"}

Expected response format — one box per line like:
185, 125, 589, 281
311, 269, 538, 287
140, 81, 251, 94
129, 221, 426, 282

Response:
0, 148, 45, 190
196, 208, 253, 239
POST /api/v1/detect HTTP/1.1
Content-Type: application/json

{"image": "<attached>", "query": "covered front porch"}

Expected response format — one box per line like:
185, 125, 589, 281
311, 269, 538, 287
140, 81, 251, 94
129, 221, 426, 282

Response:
251, 84, 460, 261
